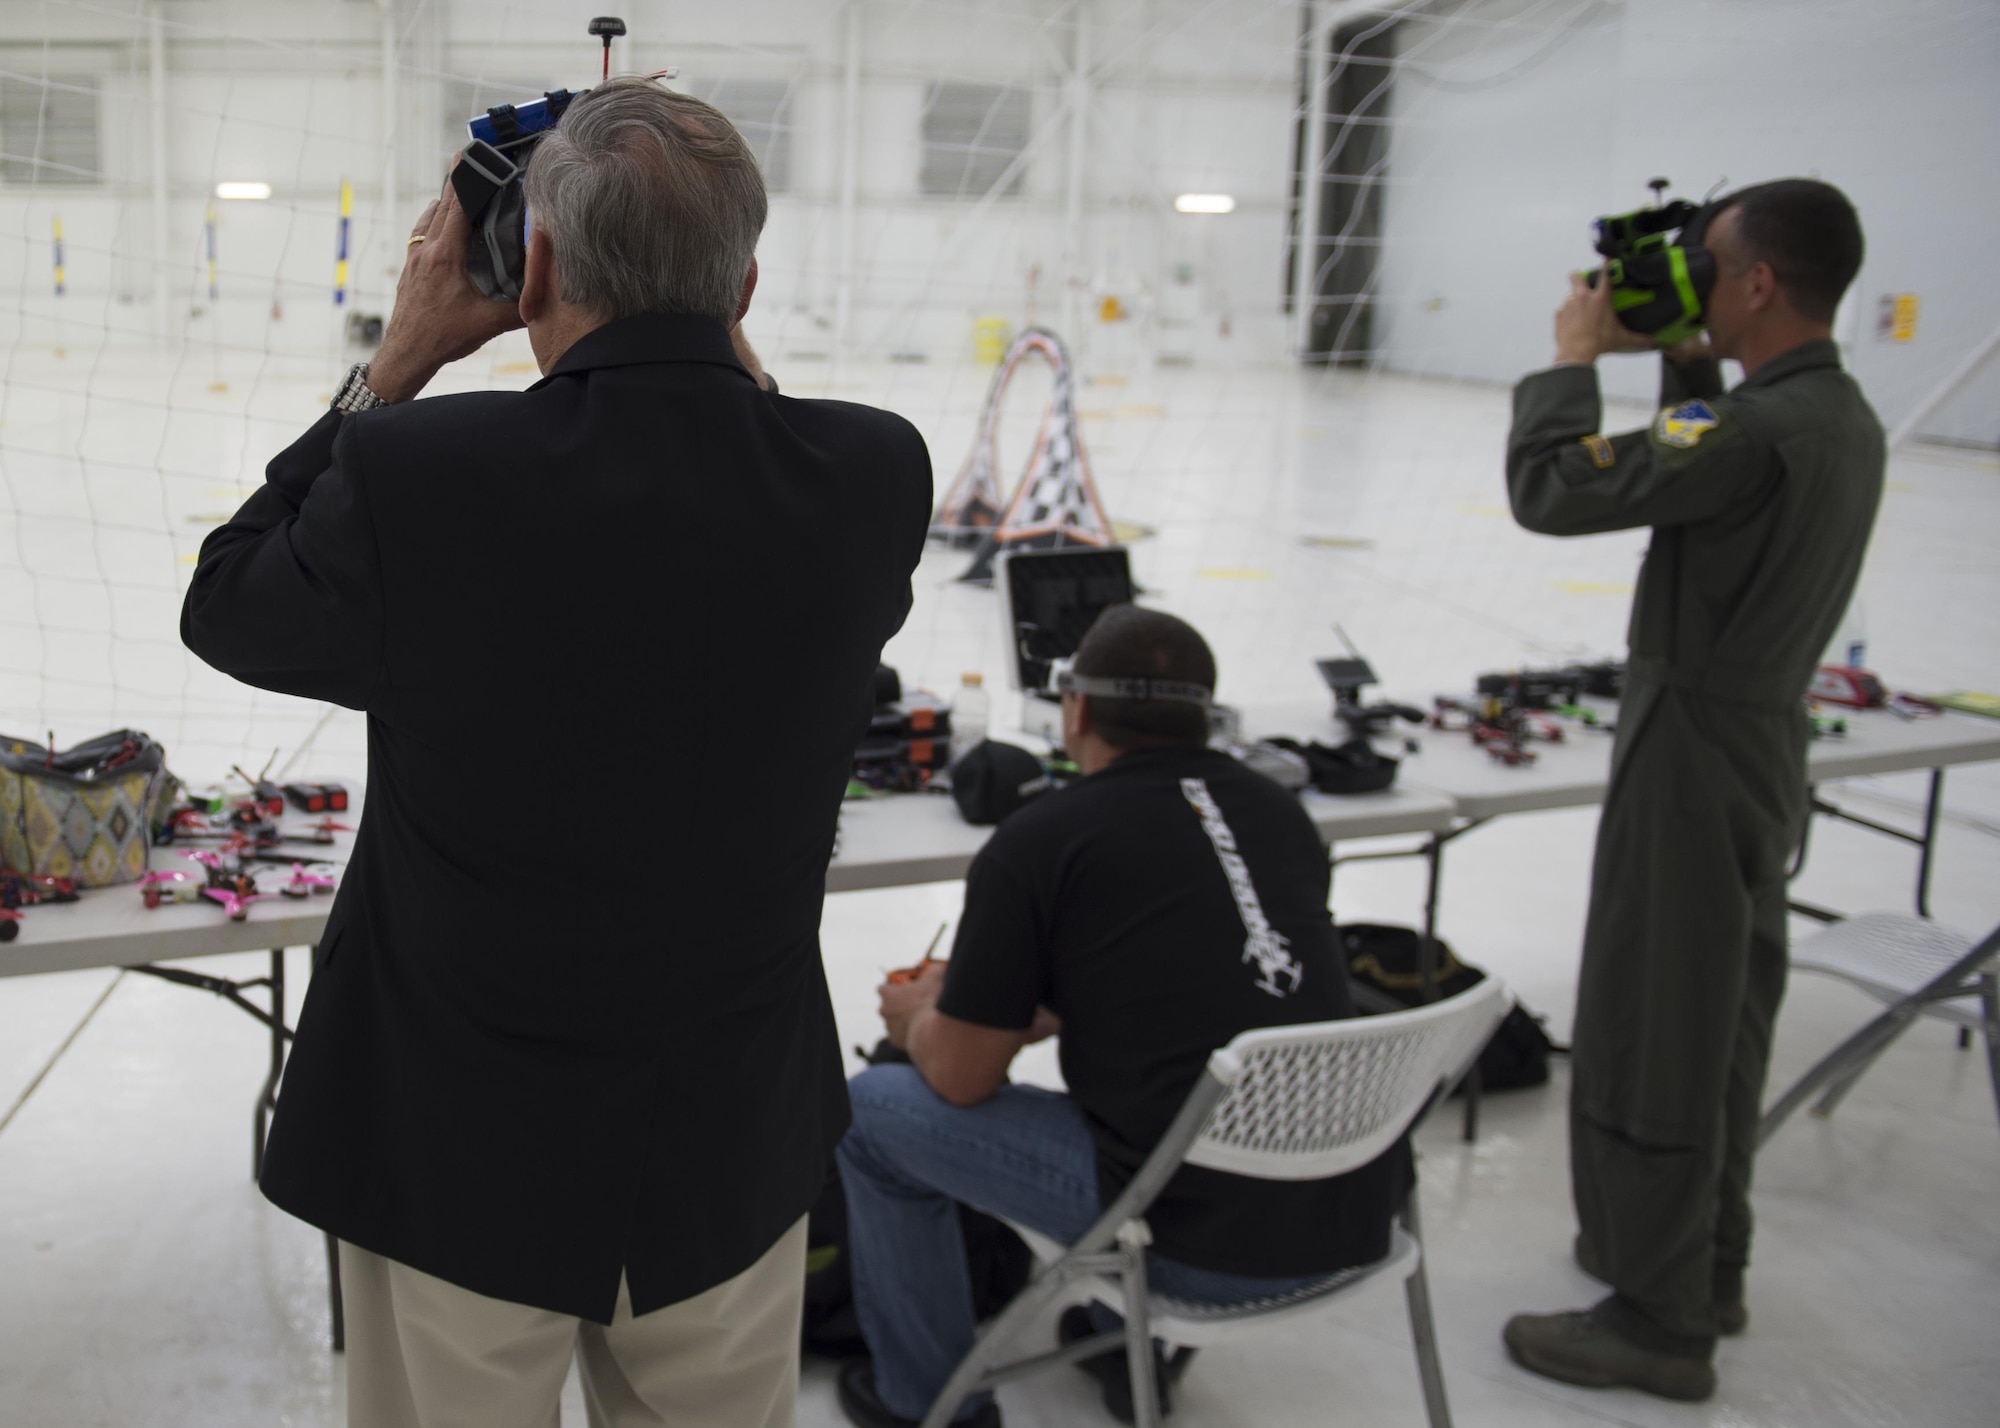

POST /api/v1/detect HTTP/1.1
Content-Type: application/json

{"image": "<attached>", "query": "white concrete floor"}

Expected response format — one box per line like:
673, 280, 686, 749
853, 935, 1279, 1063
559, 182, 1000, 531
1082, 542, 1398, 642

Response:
2, 348, 1997, 1425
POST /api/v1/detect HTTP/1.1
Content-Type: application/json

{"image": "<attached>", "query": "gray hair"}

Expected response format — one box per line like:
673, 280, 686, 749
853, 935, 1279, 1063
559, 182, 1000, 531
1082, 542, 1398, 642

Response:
522, 77, 767, 326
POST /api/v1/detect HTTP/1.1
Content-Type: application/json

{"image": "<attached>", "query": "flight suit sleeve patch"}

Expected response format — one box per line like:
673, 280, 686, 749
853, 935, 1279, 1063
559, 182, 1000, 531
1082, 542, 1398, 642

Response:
1580, 434, 1616, 468
1654, 398, 1720, 449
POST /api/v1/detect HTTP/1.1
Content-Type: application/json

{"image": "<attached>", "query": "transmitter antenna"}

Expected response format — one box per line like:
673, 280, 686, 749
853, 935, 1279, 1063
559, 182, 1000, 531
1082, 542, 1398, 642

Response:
589, 16, 627, 81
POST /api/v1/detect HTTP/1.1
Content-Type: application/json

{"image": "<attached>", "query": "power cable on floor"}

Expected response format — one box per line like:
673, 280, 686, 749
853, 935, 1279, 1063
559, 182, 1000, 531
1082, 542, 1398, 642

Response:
0, 970, 125, 1140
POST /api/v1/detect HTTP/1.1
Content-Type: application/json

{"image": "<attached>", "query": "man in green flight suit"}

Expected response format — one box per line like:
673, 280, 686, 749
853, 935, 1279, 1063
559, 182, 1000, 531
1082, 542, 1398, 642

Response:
1500, 180, 1883, 1401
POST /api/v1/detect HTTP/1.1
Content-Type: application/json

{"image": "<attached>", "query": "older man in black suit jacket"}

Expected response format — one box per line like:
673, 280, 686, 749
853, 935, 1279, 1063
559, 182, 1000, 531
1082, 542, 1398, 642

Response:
183, 78, 930, 1428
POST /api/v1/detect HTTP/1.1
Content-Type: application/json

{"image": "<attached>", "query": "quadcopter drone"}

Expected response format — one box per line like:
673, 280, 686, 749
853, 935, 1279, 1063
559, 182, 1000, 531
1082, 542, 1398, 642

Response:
0, 868, 80, 942
1431, 694, 1566, 766
1316, 626, 1426, 751
140, 849, 338, 921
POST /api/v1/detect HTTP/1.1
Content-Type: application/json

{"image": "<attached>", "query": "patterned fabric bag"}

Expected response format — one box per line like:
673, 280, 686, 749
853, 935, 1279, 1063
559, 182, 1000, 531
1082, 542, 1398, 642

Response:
0, 731, 171, 887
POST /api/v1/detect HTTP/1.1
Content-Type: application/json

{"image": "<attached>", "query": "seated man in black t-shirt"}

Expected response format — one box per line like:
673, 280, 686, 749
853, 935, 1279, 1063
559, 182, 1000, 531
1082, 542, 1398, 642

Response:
834, 606, 1413, 1428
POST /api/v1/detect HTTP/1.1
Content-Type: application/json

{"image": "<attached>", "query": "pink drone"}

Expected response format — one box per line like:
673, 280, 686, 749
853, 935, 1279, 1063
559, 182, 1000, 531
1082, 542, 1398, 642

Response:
280, 864, 337, 899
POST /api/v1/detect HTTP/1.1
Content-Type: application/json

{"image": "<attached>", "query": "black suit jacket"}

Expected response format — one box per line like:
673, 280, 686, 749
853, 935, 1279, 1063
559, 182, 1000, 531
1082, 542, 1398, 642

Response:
182, 313, 931, 1321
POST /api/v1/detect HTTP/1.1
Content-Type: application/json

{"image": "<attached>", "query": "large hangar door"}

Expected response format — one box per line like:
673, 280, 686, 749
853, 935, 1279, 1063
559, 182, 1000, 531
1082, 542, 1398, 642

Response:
1286, 9, 1398, 366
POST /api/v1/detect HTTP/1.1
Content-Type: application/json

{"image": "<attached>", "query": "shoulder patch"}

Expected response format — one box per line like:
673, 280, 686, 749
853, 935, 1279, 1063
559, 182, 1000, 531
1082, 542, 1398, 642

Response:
1580, 434, 1616, 468
1655, 398, 1720, 449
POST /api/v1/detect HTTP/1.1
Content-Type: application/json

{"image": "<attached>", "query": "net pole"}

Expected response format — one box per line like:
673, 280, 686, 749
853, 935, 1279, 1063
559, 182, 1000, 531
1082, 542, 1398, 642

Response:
336, 179, 352, 308
149, 3, 170, 343
380, 0, 400, 286
1290, 0, 1332, 360
204, 201, 220, 389
1062, 8, 1092, 342
52, 213, 65, 359
331, 178, 352, 373
205, 202, 218, 303
834, 1, 862, 356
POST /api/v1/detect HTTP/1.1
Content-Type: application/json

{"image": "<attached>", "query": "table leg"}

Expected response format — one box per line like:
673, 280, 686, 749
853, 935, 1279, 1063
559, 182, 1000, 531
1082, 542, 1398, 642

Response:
1458, 1064, 1483, 1142
121, 947, 336, 1349
1417, 829, 1486, 1143
325, 1232, 345, 1353
1330, 820, 1487, 1141
1787, 784, 1818, 882
252, 948, 285, 1181
125, 957, 296, 1177
1915, 768, 1943, 921
1980, 972, 2000, 1133
1789, 766, 1947, 924
1419, 835, 1443, 1004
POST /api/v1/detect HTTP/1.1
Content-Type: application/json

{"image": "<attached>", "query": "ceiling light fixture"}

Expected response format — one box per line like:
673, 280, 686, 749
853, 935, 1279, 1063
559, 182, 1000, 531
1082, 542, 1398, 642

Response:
214, 181, 272, 201
1174, 193, 1236, 215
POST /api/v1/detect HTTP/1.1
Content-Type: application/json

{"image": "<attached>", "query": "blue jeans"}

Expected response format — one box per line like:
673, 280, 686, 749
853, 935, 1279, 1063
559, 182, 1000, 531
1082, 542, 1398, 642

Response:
838, 1064, 1335, 1422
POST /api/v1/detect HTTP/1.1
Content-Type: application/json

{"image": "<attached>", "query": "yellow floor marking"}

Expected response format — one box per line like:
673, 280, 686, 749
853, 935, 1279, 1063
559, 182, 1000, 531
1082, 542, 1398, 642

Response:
1300, 534, 1374, 550
493, 360, 538, 375
1116, 403, 1166, 418
1110, 521, 1156, 544
1196, 567, 1272, 581
178, 552, 200, 564
1556, 580, 1634, 596
1077, 408, 1113, 420
187, 514, 230, 526
1458, 502, 1509, 518
206, 382, 229, 394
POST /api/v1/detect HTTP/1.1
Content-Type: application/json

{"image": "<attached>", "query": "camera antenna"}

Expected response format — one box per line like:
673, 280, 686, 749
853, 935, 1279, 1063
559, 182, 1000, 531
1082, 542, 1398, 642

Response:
588, 16, 627, 81
1647, 177, 1670, 208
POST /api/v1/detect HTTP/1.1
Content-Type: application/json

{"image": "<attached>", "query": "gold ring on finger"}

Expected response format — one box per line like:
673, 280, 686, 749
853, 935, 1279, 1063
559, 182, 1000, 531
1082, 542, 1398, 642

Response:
407, 235, 427, 246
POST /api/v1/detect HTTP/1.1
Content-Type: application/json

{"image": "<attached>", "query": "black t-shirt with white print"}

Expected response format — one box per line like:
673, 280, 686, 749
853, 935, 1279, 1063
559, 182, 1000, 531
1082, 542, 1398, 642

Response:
936, 746, 1413, 1278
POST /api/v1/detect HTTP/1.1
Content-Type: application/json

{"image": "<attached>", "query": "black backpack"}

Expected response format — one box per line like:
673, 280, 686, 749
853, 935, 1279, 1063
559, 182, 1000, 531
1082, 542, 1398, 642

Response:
1337, 923, 1565, 1092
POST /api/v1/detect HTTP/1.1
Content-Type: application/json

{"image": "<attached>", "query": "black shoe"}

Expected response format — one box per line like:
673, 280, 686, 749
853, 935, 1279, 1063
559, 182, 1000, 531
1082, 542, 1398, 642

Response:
1502, 1308, 1716, 1402
1058, 1306, 1187, 1424
836, 1358, 1001, 1428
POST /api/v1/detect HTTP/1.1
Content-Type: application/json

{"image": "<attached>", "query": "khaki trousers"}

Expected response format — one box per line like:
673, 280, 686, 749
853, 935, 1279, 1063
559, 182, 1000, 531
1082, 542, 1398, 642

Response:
339, 1217, 807, 1428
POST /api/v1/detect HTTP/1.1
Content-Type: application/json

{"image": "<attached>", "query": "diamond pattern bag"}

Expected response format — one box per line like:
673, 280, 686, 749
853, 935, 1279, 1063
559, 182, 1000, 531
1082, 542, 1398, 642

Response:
0, 731, 171, 887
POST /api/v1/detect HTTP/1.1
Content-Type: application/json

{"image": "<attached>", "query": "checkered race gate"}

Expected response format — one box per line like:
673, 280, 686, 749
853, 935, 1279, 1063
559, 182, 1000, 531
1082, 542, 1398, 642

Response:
926, 327, 1116, 585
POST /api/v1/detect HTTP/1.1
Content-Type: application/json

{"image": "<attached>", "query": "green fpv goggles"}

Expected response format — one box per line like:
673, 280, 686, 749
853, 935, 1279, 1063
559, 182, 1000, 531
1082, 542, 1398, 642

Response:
1587, 179, 1717, 347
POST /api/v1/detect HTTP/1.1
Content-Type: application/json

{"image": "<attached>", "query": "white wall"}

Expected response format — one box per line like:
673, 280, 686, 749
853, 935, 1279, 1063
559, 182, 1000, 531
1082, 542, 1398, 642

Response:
0, 0, 1302, 370
1372, 0, 2000, 445
5, 0, 1992, 436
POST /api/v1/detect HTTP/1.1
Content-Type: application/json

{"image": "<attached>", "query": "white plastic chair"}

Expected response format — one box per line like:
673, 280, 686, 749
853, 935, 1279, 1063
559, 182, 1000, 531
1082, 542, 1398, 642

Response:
1760, 913, 2000, 1145
918, 978, 1509, 1428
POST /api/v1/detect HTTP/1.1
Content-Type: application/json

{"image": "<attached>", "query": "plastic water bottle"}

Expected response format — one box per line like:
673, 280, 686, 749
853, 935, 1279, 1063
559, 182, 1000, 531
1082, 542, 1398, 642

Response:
951, 672, 989, 768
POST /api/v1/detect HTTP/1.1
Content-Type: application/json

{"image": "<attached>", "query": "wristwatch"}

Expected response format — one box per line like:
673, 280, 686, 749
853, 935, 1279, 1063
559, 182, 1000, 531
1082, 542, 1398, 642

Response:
332, 363, 390, 414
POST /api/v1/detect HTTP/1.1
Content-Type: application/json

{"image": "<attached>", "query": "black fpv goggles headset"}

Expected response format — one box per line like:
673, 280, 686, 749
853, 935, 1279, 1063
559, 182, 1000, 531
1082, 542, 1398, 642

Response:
1585, 182, 1718, 346
450, 88, 586, 303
